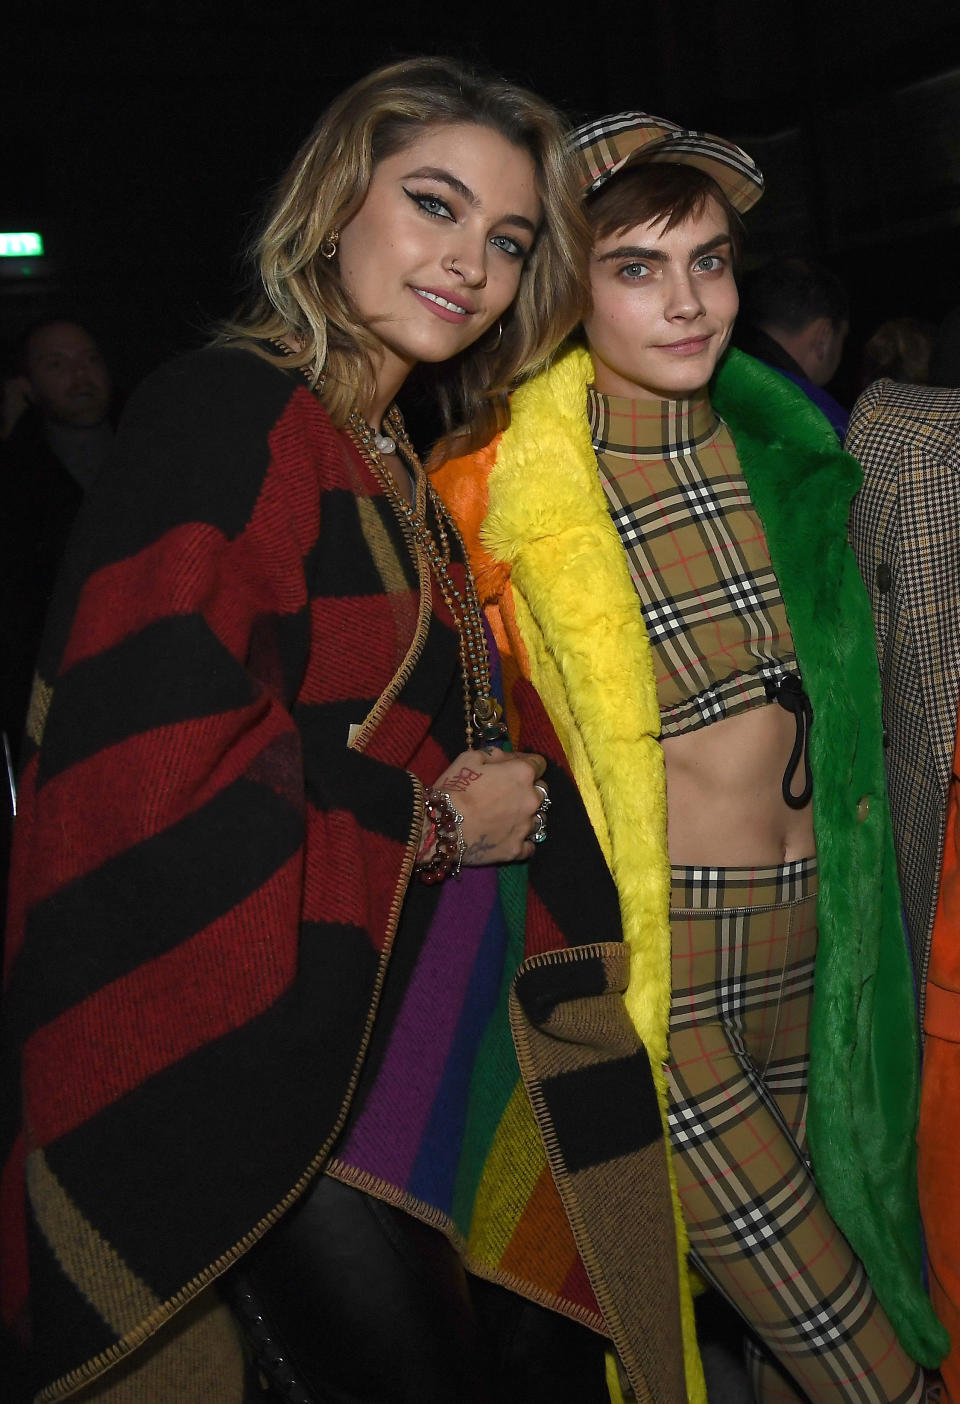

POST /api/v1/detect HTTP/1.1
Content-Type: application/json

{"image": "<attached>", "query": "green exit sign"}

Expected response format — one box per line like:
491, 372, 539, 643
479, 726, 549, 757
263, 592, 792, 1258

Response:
0, 233, 44, 257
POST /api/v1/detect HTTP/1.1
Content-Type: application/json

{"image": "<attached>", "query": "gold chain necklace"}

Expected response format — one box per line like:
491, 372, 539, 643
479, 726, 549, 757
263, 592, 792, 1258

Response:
346, 404, 505, 749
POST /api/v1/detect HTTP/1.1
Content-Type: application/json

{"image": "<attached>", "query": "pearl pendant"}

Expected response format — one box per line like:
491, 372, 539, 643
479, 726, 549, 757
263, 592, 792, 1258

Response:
373, 432, 396, 455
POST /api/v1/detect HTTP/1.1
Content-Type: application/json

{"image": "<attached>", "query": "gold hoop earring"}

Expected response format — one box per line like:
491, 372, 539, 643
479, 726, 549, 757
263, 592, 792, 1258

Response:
320, 230, 340, 260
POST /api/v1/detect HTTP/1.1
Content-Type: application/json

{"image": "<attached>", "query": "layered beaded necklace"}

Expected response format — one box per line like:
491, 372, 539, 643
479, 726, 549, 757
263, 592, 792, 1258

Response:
346, 403, 506, 748
271, 337, 505, 747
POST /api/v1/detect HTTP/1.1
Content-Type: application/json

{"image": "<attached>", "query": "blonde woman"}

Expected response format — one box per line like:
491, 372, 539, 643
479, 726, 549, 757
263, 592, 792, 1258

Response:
2, 61, 692, 1404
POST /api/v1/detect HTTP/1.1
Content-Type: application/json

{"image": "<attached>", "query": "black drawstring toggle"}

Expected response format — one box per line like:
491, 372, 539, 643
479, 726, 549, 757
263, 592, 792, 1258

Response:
764, 673, 813, 810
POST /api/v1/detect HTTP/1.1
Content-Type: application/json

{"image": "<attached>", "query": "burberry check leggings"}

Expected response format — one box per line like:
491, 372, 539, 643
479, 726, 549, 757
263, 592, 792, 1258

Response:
665, 859, 925, 1404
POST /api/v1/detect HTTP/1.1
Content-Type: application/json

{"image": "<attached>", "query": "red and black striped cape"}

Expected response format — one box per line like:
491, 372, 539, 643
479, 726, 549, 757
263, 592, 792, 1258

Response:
1, 347, 677, 1402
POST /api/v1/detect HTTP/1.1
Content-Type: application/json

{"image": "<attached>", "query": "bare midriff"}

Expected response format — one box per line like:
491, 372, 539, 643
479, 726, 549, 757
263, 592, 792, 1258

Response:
662, 703, 815, 868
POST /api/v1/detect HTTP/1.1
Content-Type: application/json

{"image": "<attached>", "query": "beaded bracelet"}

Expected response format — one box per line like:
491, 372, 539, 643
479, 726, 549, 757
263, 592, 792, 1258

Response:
416, 787, 465, 884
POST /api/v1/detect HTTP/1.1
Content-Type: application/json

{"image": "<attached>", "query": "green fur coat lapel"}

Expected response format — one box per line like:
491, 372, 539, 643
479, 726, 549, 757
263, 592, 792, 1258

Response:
712, 347, 859, 626
716, 351, 941, 1363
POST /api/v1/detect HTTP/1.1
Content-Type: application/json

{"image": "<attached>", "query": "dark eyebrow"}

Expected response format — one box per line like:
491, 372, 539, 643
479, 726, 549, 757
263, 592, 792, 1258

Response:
402, 166, 537, 235
690, 233, 733, 259
596, 245, 665, 264
596, 232, 733, 263
404, 165, 477, 204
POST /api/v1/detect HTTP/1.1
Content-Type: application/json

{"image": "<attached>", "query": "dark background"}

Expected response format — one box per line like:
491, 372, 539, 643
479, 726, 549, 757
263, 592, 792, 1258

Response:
4, 5, 952, 1394
4, 0, 960, 402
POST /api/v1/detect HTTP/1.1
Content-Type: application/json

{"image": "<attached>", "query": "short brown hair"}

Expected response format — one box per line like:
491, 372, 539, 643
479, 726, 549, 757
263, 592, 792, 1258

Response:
585, 162, 743, 271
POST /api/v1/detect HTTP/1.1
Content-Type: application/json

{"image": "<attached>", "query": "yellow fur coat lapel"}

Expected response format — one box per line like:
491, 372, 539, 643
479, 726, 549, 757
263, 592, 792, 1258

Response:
478, 348, 705, 1402
435, 344, 706, 1399
481, 346, 671, 1063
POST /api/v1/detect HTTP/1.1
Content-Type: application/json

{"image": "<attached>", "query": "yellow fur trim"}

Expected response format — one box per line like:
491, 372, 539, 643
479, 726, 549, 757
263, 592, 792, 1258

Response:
482, 346, 705, 1404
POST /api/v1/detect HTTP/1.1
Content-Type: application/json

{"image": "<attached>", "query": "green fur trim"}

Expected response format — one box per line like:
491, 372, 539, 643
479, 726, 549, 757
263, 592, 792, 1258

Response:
715, 350, 947, 1363
483, 345, 705, 1403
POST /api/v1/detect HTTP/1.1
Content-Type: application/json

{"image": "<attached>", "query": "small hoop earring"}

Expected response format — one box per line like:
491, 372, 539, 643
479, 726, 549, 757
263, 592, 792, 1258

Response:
320, 230, 340, 260
484, 318, 503, 352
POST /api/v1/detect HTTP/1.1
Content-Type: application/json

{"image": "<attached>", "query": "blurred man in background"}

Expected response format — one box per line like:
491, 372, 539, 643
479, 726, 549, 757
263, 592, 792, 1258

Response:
1, 318, 116, 942
1, 317, 115, 769
734, 256, 850, 437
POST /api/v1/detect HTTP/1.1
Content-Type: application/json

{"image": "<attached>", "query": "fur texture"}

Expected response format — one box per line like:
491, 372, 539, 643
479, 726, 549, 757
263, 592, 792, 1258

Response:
435, 343, 947, 1372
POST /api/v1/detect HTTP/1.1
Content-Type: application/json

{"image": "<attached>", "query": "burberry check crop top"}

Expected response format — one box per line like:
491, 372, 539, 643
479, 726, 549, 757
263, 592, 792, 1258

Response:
589, 386, 801, 741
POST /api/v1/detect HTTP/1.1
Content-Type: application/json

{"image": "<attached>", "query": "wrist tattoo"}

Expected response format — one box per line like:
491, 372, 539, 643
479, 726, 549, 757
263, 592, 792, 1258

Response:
462, 836, 497, 865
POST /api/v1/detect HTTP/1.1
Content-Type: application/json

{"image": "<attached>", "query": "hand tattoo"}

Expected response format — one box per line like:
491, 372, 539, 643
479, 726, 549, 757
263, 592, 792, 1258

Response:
445, 765, 482, 794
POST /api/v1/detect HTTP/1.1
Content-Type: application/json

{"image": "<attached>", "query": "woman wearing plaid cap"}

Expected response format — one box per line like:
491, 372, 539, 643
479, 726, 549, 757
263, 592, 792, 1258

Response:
435, 111, 947, 1401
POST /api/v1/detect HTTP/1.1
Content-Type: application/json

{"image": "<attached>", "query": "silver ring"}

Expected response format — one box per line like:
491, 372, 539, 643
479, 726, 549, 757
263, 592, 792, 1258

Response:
534, 780, 551, 812
529, 812, 548, 844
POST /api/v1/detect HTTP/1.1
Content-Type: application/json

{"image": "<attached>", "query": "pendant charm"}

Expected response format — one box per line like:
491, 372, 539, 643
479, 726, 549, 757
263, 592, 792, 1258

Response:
373, 432, 396, 455
474, 695, 506, 742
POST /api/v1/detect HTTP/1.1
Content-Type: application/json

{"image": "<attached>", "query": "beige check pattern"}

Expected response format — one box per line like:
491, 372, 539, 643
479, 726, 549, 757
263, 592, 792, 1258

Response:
666, 860, 924, 1403
589, 388, 797, 736
569, 111, 764, 211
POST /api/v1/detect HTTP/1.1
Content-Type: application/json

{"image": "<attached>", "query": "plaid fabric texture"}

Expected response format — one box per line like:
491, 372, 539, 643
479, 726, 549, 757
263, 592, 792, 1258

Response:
568, 111, 764, 211
666, 860, 924, 1402
589, 387, 796, 735
847, 379, 960, 1009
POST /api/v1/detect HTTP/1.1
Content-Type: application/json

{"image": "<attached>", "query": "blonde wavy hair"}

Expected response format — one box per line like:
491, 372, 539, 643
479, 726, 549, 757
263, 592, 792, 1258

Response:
222, 57, 589, 453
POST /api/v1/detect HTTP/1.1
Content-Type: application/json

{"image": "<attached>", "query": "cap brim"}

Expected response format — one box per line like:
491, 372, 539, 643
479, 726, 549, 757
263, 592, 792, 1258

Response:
572, 115, 764, 214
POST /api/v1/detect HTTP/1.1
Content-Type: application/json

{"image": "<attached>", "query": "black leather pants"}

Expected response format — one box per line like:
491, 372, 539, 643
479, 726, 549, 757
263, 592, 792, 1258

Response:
225, 1174, 608, 1404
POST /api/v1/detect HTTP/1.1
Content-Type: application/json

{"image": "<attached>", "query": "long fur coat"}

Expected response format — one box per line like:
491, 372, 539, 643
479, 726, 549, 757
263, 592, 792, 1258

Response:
434, 344, 947, 1370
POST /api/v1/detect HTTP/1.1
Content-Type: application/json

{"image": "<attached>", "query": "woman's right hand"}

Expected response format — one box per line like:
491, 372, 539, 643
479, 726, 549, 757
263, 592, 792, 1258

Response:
421, 748, 548, 867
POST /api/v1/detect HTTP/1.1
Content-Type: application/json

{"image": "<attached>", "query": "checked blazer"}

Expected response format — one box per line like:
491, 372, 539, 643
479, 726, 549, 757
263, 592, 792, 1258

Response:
847, 378, 960, 1011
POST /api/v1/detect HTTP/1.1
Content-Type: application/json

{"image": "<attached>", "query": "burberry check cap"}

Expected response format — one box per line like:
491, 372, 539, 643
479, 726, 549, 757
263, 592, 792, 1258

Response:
570, 112, 764, 213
